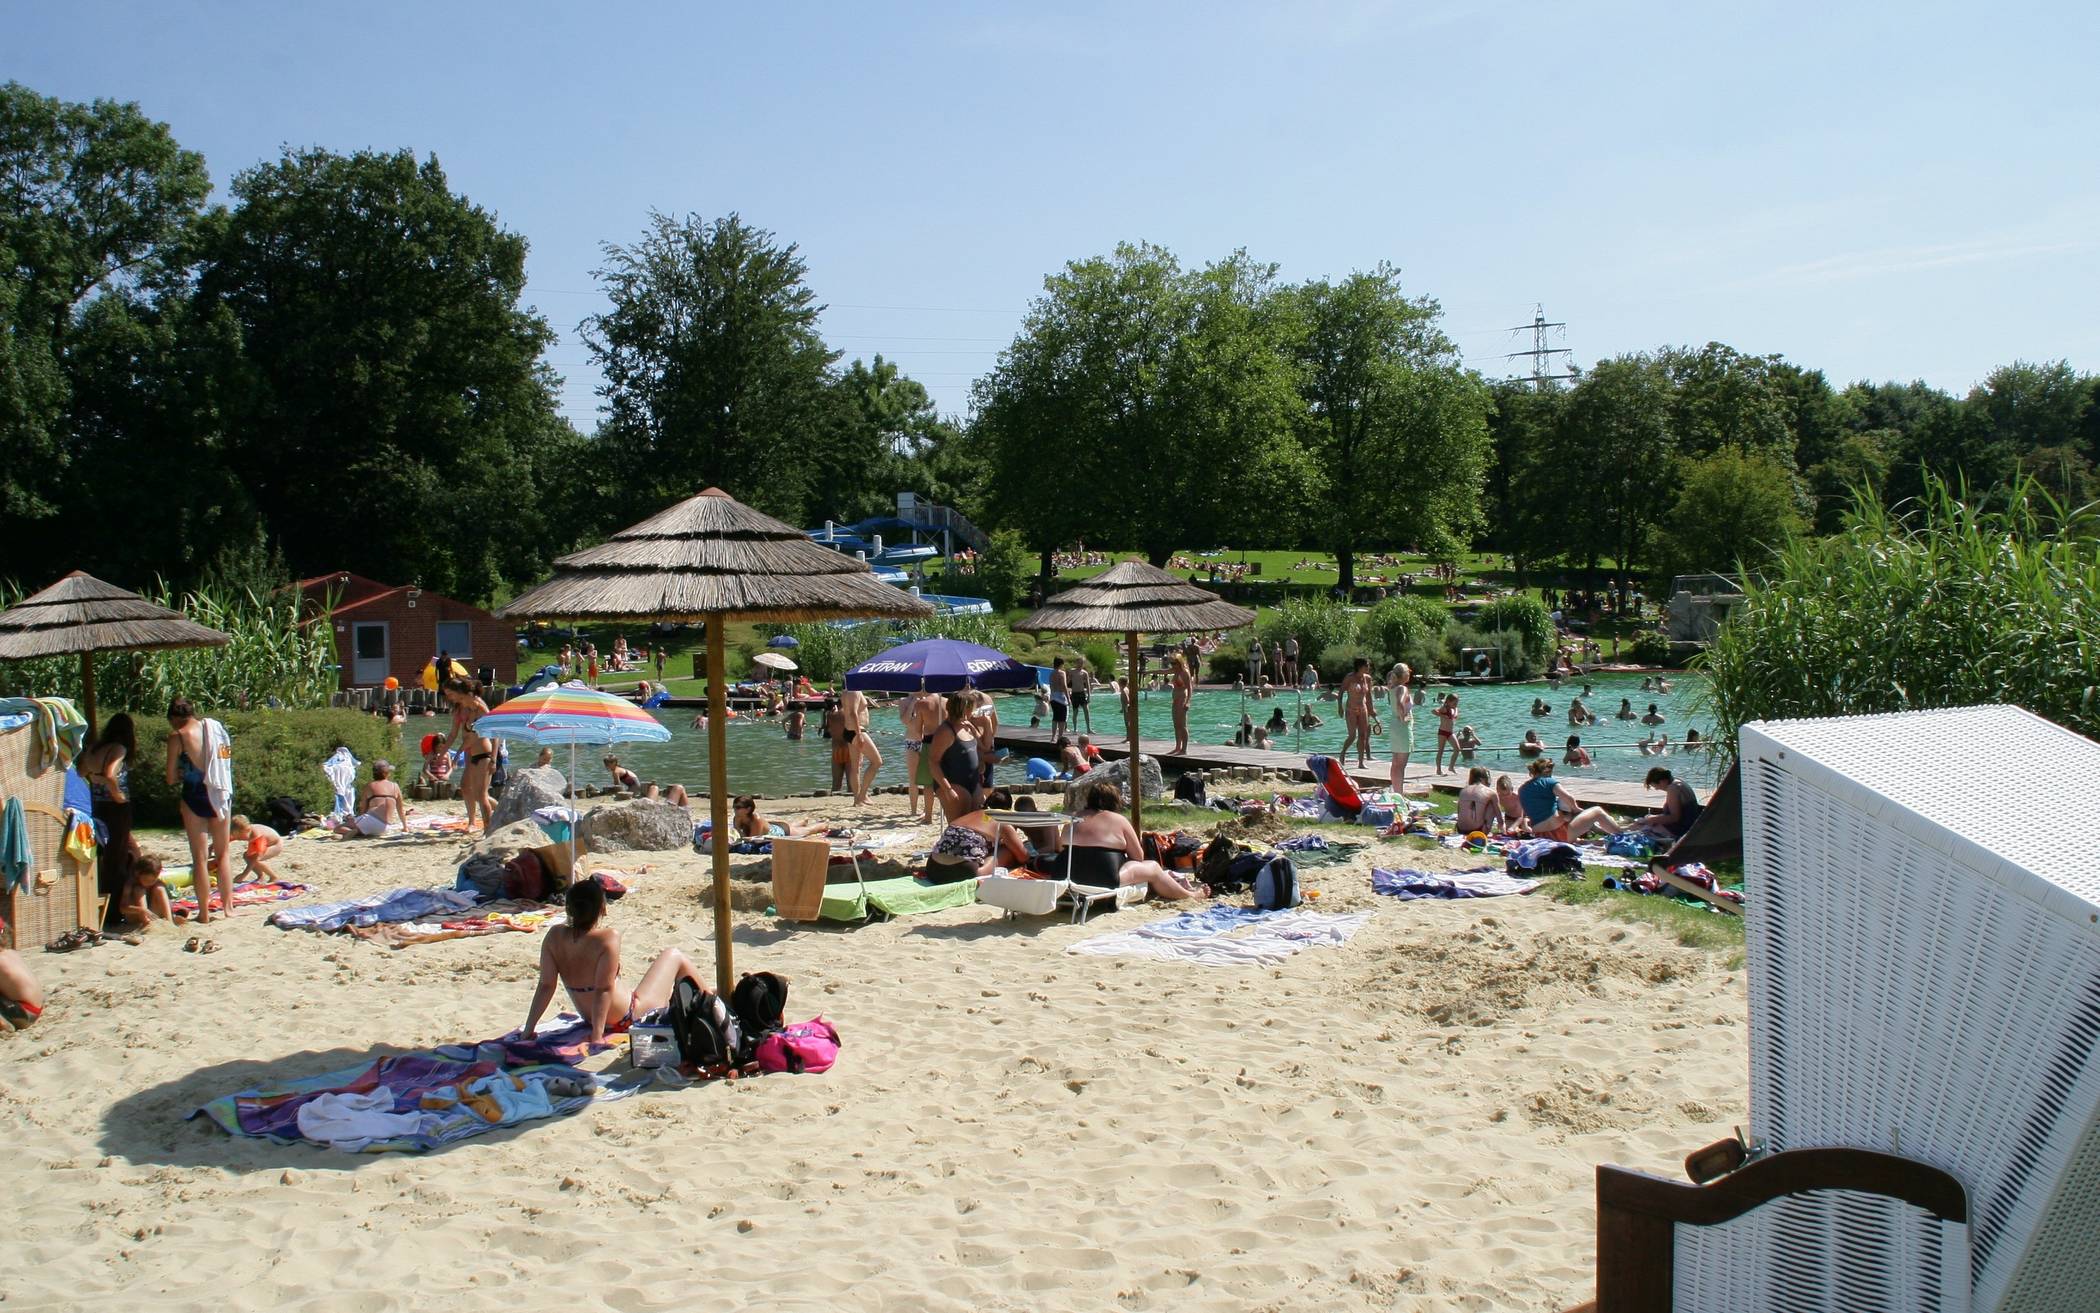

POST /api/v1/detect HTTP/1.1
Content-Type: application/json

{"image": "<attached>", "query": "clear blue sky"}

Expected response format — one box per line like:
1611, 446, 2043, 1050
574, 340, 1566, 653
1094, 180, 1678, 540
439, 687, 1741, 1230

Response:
12, 1, 2096, 424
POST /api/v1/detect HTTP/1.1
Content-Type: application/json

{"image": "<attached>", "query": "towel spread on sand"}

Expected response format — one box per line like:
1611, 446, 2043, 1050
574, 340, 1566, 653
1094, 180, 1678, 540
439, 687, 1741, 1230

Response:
345, 900, 555, 948
1372, 867, 1541, 900
171, 879, 310, 918
270, 886, 480, 933
1067, 906, 1372, 966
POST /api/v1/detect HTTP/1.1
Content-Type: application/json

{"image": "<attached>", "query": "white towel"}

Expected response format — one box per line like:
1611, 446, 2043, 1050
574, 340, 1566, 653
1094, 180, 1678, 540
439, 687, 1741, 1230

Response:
1067, 909, 1372, 967
201, 718, 235, 816
294, 1087, 424, 1151
322, 747, 359, 819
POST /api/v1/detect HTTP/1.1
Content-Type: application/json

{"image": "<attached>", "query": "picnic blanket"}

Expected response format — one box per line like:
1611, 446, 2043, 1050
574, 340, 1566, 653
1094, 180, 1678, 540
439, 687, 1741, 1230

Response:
270, 887, 480, 933
1067, 905, 1372, 967
820, 873, 978, 922
1372, 867, 1541, 900
171, 880, 310, 918
344, 900, 556, 949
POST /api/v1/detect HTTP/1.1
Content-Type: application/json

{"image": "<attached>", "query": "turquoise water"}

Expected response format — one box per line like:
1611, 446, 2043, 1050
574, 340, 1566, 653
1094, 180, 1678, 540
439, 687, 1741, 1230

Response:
406, 672, 1715, 797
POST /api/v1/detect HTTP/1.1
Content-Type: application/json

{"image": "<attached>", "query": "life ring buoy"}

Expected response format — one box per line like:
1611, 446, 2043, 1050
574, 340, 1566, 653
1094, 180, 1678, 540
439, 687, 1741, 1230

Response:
1472, 652, 1493, 675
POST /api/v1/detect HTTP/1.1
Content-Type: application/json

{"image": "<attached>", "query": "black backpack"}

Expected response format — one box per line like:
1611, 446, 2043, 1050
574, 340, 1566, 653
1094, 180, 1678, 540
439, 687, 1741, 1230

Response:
730, 971, 788, 1055
1252, 854, 1301, 911
1212, 851, 1269, 896
669, 978, 739, 1070
1172, 773, 1208, 805
266, 796, 307, 834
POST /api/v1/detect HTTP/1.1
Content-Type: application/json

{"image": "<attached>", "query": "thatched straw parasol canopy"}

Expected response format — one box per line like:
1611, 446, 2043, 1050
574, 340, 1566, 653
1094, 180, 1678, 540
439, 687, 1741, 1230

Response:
1020, 560, 1255, 635
0, 571, 231, 660
501, 488, 935, 624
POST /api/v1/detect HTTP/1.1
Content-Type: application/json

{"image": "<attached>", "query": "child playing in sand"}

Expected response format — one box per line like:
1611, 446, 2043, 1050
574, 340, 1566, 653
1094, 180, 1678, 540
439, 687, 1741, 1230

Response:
228, 816, 284, 883
115, 853, 173, 929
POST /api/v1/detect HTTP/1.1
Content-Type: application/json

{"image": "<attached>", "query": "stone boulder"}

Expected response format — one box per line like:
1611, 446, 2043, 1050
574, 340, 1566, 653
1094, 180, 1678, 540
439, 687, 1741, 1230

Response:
579, 799, 694, 852
488, 766, 569, 833
1062, 754, 1164, 812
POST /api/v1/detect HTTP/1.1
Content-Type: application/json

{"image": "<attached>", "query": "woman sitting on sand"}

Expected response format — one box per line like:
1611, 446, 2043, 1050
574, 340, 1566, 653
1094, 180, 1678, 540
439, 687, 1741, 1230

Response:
524, 877, 706, 1045
1632, 767, 1704, 839
334, 761, 407, 837
732, 795, 827, 840
1067, 783, 1207, 900
924, 787, 1031, 883
1494, 774, 1527, 834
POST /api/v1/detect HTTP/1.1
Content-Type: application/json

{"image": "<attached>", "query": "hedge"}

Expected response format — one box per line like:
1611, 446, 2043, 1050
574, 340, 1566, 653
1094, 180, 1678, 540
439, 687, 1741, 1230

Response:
126, 708, 402, 827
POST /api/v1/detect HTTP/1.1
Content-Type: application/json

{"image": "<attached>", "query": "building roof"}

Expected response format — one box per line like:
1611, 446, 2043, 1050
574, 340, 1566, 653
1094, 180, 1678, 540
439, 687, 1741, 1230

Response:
298, 572, 499, 621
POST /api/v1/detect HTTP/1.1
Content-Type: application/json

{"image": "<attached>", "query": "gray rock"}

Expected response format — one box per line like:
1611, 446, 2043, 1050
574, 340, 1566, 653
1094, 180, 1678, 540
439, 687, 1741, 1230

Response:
487, 766, 569, 833
1063, 754, 1164, 812
579, 799, 694, 852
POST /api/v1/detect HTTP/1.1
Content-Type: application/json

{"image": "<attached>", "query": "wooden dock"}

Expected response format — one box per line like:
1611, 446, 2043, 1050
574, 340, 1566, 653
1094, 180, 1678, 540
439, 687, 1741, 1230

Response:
993, 726, 1698, 812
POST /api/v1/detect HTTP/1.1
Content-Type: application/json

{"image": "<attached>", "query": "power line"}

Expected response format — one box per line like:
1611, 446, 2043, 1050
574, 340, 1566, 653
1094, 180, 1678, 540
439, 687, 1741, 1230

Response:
1501, 304, 1577, 390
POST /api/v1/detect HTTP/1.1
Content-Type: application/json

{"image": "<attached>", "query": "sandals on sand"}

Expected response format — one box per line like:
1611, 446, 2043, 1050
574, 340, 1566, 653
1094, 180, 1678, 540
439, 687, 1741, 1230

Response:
45, 928, 104, 953
183, 937, 201, 953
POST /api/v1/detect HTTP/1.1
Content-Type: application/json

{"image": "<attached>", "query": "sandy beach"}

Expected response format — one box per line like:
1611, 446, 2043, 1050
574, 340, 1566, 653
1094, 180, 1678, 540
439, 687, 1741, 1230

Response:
2, 795, 1746, 1312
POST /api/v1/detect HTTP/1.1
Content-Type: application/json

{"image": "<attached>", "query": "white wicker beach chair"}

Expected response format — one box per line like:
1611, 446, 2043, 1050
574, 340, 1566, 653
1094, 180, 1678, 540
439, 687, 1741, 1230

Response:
1733, 705, 2100, 1313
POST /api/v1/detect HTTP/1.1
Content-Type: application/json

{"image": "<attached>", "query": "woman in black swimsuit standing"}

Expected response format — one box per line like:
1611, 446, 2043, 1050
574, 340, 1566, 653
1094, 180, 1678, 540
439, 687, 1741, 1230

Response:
445, 678, 495, 831
922, 691, 983, 822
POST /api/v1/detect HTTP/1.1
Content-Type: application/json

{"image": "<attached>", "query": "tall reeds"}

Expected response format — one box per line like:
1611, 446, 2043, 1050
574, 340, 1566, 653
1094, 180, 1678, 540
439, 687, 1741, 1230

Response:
1699, 474, 2100, 748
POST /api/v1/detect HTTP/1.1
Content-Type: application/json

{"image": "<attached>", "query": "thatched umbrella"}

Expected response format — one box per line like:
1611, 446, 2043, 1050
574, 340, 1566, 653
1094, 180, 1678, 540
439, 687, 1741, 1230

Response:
1020, 560, 1255, 833
0, 572, 231, 736
500, 488, 932, 994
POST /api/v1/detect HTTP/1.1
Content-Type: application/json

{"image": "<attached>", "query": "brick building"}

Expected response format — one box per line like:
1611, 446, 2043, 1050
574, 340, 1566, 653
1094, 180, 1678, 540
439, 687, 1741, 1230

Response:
298, 572, 518, 691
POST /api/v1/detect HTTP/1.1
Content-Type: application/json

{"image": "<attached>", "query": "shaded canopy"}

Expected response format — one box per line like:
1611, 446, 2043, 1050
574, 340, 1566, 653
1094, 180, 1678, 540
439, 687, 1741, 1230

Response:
0, 571, 231, 660
1020, 560, 1255, 635
500, 488, 935, 624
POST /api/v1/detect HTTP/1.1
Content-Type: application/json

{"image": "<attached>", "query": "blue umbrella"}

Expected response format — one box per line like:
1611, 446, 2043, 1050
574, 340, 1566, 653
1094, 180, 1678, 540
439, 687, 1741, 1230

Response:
767, 634, 800, 649
843, 637, 1034, 692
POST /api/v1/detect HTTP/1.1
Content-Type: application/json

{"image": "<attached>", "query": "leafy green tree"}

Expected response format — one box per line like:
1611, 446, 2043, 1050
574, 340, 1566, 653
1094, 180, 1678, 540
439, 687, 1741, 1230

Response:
1661, 342, 1796, 459
1282, 265, 1492, 591
1481, 380, 1569, 575
1473, 594, 1557, 669
1804, 429, 1895, 534
1556, 354, 1675, 593
1967, 360, 2091, 455
193, 147, 576, 599
1653, 447, 1806, 580
806, 354, 940, 524
0, 82, 209, 559
586, 211, 836, 524
968, 529, 1032, 610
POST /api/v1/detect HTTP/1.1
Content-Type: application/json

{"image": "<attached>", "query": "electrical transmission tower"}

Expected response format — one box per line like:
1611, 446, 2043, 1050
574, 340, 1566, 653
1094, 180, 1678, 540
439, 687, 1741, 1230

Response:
1503, 304, 1576, 390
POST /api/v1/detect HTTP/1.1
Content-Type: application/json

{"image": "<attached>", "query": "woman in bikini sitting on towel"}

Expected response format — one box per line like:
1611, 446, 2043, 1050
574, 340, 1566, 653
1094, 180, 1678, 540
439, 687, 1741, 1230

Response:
523, 877, 706, 1045
1067, 783, 1207, 900
731, 796, 828, 840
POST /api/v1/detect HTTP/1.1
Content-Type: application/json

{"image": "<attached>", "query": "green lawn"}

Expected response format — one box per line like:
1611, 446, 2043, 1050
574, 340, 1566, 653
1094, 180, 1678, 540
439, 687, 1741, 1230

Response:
1546, 868, 1746, 958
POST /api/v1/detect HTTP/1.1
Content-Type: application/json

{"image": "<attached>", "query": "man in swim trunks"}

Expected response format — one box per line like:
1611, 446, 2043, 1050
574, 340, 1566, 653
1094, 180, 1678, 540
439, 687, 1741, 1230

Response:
900, 684, 941, 824
837, 686, 881, 807
1070, 663, 1093, 734
1281, 636, 1298, 688
1339, 658, 1374, 769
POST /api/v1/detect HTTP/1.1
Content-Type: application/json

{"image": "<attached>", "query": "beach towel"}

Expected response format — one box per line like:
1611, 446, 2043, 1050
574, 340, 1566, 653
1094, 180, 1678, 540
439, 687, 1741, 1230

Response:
322, 747, 359, 820
1067, 906, 1371, 967
1372, 867, 1541, 900
345, 901, 555, 949
269, 886, 480, 933
819, 873, 978, 923
0, 696, 86, 775
171, 880, 310, 918
0, 797, 28, 892
199, 717, 234, 816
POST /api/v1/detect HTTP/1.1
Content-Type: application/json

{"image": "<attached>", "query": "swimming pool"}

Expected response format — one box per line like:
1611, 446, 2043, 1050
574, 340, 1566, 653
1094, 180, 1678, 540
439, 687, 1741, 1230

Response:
399, 672, 1716, 798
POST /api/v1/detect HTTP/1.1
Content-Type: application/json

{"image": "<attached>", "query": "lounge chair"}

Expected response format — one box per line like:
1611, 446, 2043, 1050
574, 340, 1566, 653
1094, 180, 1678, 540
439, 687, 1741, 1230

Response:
769, 836, 834, 922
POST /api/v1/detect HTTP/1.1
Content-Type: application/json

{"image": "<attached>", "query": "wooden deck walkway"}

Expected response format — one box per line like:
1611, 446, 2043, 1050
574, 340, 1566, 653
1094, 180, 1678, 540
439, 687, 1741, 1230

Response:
993, 726, 1698, 812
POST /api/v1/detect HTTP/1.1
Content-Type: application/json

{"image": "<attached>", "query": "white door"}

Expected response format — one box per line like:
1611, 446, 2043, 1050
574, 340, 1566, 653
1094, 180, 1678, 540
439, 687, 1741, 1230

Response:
351, 622, 389, 685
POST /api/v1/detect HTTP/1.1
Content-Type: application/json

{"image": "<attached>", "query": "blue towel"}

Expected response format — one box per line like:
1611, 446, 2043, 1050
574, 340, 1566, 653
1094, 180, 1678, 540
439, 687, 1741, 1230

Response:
1, 797, 29, 892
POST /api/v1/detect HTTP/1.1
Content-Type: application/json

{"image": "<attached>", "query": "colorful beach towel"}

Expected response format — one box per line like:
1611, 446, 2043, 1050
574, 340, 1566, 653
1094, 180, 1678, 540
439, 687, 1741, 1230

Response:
171, 880, 310, 918
1067, 906, 1372, 966
819, 873, 977, 922
1372, 867, 1541, 900
270, 886, 480, 933
345, 900, 555, 949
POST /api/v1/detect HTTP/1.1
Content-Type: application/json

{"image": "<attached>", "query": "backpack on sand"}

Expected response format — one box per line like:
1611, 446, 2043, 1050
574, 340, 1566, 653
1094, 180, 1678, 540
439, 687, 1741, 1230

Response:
1253, 854, 1301, 911
755, 1018, 841, 1075
669, 978, 741, 1071
730, 971, 788, 1055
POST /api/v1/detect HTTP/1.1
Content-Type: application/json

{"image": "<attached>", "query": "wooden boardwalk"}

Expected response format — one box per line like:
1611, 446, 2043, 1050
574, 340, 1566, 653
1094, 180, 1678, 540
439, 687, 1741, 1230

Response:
993, 726, 1699, 812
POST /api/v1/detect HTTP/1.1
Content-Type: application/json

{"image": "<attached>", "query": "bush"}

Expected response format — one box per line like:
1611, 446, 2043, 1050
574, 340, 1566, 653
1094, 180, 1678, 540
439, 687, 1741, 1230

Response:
1701, 475, 2100, 749
972, 530, 1033, 611
1473, 595, 1556, 669
1206, 638, 1250, 684
1080, 640, 1119, 681
1627, 631, 1672, 666
128, 707, 401, 828
1259, 597, 1357, 666
1444, 625, 1539, 680
1360, 596, 1452, 673
1316, 640, 1372, 681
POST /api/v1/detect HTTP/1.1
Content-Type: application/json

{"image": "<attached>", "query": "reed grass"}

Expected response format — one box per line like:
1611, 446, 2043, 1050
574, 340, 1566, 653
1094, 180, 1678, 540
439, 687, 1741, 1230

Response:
1699, 474, 2100, 747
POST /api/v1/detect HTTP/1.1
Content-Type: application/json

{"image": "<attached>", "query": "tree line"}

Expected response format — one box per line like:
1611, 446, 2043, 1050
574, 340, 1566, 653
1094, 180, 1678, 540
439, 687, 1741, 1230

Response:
7, 81, 2095, 611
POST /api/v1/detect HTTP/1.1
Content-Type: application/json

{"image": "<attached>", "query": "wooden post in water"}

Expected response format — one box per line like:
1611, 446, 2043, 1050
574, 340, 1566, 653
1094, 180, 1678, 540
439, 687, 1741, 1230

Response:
1126, 629, 1142, 833
706, 617, 734, 995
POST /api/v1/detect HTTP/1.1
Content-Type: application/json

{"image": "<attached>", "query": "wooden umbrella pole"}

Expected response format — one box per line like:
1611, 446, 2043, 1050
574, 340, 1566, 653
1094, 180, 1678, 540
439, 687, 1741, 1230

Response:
79, 651, 98, 740
1126, 630, 1142, 833
707, 616, 734, 996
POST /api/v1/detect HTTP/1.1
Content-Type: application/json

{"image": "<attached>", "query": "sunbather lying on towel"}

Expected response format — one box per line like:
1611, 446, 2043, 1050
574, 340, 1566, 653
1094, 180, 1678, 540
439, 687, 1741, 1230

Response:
732, 796, 827, 840
1069, 783, 1207, 900
523, 876, 705, 1045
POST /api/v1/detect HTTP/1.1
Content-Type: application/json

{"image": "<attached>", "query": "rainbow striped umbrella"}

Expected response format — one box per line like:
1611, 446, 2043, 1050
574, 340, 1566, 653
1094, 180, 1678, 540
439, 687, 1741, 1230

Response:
476, 681, 671, 747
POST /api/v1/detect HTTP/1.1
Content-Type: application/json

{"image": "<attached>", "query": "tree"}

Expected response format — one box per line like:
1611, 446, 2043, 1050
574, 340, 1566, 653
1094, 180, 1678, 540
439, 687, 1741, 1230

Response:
1661, 342, 1796, 460
585, 212, 836, 524
972, 243, 1311, 576
1556, 354, 1674, 593
1481, 380, 1569, 576
193, 147, 576, 599
0, 82, 209, 556
1282, 265, 1492, 592
806, 355, 936, 524
1652, 447, 1806, 579
969, 529, 1032, 611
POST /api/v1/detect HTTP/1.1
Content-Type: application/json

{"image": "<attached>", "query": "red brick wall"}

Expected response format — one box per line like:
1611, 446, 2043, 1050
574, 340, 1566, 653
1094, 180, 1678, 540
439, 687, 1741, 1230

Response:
327, 588, 518, 689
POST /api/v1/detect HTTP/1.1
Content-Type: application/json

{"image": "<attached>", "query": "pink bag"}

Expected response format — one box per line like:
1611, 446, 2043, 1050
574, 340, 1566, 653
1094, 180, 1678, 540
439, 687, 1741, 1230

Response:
755, 1017, 840, 1074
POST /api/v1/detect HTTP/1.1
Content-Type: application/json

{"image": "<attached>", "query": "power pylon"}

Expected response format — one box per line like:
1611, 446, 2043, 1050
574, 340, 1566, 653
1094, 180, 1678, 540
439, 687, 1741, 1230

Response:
1504, 304, 1576, 390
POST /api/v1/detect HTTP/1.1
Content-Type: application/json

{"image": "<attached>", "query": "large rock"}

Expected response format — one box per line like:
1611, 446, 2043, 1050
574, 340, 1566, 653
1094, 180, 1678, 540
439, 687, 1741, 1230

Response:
579, 799, 694, 852
488, 766, 569, 833
1063, 754, 1164, 812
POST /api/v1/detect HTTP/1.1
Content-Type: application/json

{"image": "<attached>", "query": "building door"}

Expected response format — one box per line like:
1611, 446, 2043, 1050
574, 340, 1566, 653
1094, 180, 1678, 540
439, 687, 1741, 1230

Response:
351, 622, 389, 685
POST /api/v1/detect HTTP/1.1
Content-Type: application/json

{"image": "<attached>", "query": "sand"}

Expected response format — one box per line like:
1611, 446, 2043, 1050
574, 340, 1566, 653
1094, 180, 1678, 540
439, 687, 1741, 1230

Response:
1, 794, 1746, 1312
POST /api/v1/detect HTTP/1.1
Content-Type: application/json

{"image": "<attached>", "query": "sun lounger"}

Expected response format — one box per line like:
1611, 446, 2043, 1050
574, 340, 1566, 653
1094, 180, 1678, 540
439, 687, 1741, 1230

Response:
769, 836, 833, 922
976, 873, 1144, 924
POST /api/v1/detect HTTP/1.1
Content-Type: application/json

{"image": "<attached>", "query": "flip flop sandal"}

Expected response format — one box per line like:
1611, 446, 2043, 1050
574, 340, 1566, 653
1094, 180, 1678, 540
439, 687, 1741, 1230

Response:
200, 940, 221, 954
183, 937, 201, 953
